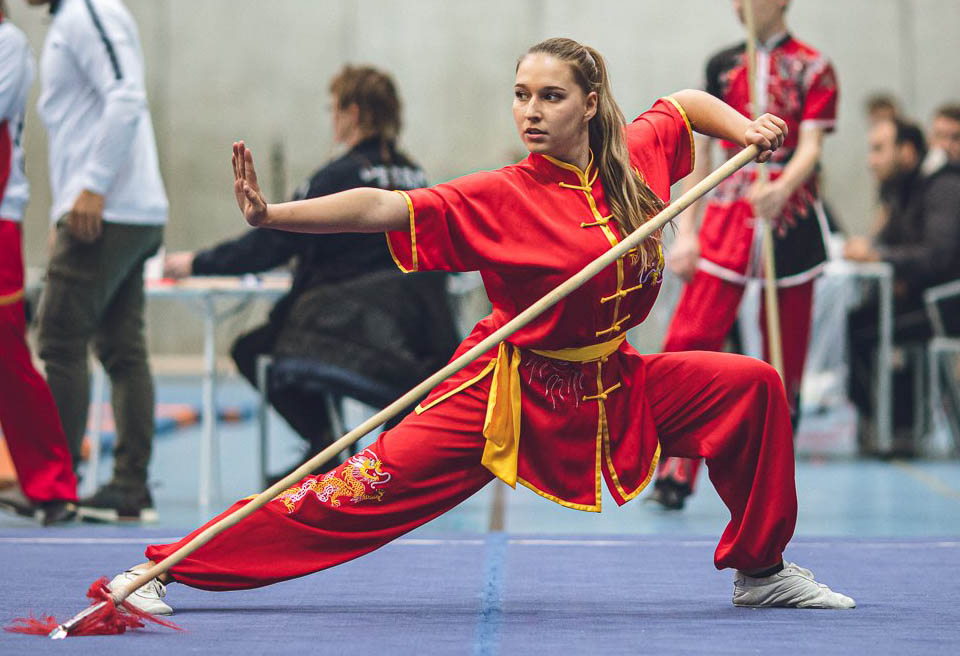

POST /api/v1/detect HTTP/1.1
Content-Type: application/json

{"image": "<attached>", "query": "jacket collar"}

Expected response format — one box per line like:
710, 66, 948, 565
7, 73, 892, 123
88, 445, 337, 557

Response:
758, 31, 791, 52
527, 150, 597, 186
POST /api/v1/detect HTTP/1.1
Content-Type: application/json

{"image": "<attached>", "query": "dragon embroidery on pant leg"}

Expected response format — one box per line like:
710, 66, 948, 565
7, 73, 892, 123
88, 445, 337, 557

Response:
269, 448, 393, 513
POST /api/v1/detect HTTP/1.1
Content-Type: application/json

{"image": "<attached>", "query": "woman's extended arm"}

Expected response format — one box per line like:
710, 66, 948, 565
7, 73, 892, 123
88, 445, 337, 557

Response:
669, 89, 787, 163
232, 141, 408, 233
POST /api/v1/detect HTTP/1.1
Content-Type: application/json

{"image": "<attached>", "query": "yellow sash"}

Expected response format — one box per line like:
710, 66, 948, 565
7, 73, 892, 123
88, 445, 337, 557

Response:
481, 334, 626, 487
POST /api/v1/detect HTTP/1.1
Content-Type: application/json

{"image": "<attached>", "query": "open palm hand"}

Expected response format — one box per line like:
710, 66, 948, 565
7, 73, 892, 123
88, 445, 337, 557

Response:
232, 141, 268, 226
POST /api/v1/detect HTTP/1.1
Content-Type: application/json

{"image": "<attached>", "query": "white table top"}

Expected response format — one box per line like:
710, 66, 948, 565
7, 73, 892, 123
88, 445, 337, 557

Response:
823, 259, 893, 278
145, 274, 291, 298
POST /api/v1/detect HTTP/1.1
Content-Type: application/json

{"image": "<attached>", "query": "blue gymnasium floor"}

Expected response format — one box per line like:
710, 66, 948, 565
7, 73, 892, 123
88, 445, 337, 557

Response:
2, 377, 960, 655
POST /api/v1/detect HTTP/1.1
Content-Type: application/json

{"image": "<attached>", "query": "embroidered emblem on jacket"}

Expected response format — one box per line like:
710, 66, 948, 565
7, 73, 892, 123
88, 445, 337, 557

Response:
524, 355, 586, 410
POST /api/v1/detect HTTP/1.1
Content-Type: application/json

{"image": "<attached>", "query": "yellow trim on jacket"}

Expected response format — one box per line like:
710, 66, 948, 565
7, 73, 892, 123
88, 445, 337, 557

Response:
546, 152, 632, 340
663, 95, 696, 174
386, 190, 418, 273
415, 358, 498, 415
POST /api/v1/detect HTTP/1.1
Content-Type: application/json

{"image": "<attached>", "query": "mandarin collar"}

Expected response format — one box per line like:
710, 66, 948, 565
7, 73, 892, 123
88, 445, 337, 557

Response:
527, 150, 597, 186
758, 31, 791, 52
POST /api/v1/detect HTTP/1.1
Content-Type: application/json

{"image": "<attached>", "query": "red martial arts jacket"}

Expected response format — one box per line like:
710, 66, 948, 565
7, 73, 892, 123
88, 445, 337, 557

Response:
698, 32, 838, 286
386, 98, 693, 511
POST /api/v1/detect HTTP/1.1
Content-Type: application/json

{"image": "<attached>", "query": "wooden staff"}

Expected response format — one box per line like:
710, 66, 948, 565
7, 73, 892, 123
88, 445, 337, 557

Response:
105, 144, 761, 612
744, 0, 786, 382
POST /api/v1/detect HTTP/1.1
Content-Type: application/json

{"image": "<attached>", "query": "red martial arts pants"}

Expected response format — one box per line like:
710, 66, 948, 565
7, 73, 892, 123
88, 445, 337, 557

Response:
147, 350, 796, 589
0, 220, 77, 502
657, 270, 813, 492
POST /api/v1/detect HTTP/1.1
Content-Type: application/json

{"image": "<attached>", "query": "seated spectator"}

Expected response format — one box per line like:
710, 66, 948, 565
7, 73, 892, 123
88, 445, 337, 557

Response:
865, 92, 901, 125
163, 66, 459, 482
923, 103, 960, 176
844, 117, 960, 454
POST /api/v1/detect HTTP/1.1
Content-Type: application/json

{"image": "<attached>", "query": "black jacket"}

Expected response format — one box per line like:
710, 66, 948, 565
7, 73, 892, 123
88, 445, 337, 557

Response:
192, 138, 428, 318
878, 163, 960, 299
191, 138, 459, 387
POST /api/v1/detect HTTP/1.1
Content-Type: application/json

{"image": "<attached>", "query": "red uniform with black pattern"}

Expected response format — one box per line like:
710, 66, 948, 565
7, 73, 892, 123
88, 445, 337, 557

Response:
146, 99, 797, 589
699, 33, 838, 282
657, 34, 839, 495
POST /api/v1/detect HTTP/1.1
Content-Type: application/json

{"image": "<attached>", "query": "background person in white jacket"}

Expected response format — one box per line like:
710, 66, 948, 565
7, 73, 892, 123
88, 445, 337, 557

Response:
27, 0, 167, 522
0, 0, 77, 526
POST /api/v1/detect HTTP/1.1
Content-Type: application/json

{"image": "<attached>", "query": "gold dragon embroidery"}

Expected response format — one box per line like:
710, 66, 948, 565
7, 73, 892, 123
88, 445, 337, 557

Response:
271, 448, 393, 513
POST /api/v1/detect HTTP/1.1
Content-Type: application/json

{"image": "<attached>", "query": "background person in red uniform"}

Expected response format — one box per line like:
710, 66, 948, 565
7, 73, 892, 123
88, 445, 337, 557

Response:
652, 0, 838, 510
111, 38, 852, 614
0, 2, 77, 526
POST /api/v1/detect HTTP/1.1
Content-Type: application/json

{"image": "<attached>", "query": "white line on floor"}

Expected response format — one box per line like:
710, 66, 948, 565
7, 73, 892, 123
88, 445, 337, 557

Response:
395, 539, 485, 546
508, 539, 712, 547
0, 537, 182, 544
0, 537, 956, 548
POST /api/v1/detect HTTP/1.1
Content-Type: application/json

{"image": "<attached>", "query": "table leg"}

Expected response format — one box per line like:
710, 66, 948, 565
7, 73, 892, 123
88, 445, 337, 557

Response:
199, 296, 220, 508
256, 355, 272, 489
83, 362, 106, 497
928, 342, 940, 456
876, 270, 893, 453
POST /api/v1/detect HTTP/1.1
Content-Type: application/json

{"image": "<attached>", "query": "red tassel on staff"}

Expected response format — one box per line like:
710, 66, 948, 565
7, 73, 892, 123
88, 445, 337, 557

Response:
4, 578, 181, 637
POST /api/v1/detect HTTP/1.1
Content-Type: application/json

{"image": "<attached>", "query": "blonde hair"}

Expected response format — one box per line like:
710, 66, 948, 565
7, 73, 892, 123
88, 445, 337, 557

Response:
521, 38, 665, 266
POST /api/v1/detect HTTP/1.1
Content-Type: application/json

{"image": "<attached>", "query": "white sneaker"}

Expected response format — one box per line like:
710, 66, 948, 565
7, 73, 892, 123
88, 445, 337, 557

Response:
733, 562, 856, 609
108, 569, 174, 616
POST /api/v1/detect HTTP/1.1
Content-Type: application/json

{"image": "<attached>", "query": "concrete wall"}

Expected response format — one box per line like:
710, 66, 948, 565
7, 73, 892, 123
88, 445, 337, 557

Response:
7, 0, 959, 356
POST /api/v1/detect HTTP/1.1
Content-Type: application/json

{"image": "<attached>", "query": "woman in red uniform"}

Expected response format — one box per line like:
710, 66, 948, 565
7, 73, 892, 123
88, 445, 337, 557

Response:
119, 38, 853, 611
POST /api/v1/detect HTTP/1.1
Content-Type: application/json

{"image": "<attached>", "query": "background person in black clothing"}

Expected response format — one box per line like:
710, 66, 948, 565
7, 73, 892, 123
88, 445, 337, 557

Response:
845, 116, 960, 454
925, 103, 960, 175
164, 66, 459, 480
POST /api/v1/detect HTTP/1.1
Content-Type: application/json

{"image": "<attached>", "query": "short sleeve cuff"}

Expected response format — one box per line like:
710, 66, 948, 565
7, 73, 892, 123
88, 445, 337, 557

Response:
662, 96, 696, 178
385, 190, 418, 273
799, 118, 836, 134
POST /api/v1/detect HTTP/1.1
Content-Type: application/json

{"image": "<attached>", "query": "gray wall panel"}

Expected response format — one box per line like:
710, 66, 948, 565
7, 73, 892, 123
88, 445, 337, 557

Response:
6, 0, 958, 354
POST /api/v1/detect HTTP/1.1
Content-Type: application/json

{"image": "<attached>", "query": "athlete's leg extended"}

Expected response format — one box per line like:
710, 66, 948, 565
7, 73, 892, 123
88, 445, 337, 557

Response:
142, 381, 494, 592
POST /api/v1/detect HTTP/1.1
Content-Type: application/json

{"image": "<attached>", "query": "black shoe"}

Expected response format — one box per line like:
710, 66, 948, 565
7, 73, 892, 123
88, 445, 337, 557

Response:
39, 500, 77, 526
77, 483, 158, 523
646, 478, 691, 511
0, 485, 37, 519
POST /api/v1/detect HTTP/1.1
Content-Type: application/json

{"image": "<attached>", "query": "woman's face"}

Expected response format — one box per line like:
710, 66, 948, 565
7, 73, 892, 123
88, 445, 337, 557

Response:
513, 53, 597, 163
732, 0, 786, 35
